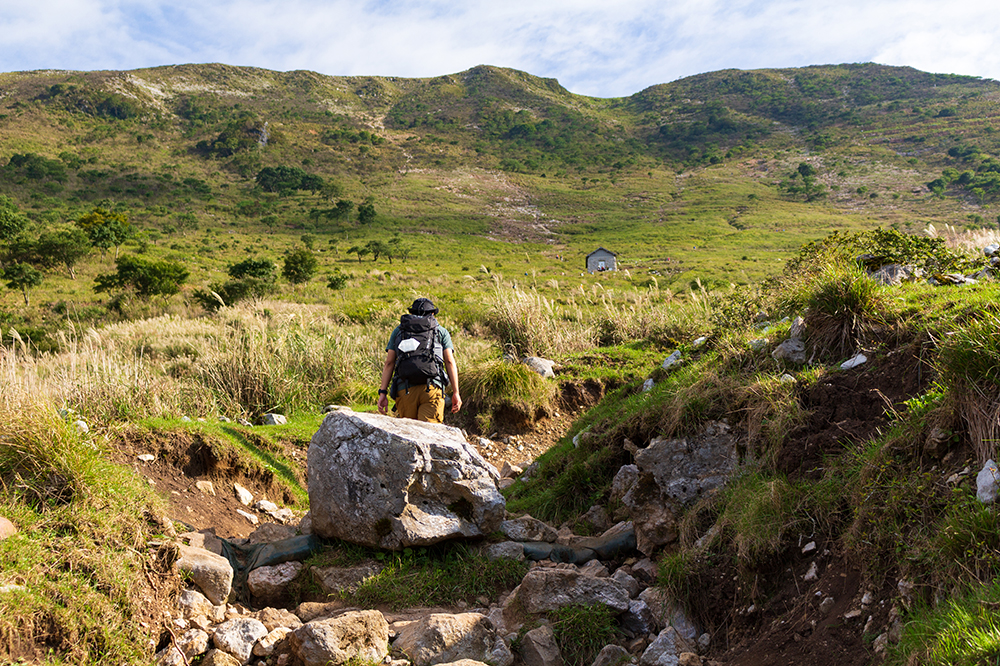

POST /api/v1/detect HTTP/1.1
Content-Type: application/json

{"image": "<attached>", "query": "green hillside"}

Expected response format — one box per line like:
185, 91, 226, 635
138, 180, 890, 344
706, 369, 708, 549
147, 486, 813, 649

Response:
0, 62, 998, 338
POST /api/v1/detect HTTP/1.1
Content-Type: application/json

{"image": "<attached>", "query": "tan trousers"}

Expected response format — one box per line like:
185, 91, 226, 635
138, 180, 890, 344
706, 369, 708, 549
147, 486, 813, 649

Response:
393, 384, 445, 423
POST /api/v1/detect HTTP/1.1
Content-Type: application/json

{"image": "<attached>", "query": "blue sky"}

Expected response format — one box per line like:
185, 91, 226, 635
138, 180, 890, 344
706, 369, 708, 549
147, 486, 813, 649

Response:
4, 0, 1000, 97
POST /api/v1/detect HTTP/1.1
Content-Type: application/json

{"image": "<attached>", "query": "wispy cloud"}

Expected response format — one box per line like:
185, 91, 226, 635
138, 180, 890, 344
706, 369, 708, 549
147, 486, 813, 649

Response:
2, 0, 998, 97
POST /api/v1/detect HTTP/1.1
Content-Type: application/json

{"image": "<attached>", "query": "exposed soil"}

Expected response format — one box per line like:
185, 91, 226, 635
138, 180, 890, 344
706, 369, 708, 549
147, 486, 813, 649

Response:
114, 427, 307, 539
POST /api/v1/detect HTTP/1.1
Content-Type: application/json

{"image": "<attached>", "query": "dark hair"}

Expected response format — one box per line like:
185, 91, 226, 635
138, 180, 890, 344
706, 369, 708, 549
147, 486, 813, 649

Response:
409, 297, 438, 315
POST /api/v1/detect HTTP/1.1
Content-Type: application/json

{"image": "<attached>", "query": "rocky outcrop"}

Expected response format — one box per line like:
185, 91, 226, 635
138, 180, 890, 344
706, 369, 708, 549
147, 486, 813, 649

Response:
308, 410, 505, 549
620, 421, 737, 555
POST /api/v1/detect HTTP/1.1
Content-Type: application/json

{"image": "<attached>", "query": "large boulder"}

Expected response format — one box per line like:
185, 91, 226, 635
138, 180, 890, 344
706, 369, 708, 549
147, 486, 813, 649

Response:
621, 421, 737, 556
308, 410, 505, 549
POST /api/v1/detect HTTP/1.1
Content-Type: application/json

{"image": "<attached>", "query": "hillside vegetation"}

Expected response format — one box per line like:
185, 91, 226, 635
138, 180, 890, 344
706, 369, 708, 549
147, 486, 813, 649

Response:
3, 62, 1000, 665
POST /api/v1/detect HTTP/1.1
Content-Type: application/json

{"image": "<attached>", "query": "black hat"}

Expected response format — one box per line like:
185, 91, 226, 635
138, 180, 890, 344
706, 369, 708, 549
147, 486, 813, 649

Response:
409, 297, 438, 315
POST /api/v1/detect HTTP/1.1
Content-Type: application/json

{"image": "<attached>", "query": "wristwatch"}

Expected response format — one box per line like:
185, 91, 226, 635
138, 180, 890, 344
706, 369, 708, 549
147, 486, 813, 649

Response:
378, 389, 388, 396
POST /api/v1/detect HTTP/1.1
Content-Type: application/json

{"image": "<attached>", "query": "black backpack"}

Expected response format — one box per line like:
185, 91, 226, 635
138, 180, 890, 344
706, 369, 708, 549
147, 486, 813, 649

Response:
393, 314, 444, 386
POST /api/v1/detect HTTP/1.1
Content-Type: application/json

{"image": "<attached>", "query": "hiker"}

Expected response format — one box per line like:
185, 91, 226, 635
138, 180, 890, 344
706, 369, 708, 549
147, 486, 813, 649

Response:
377, 297, 462, 423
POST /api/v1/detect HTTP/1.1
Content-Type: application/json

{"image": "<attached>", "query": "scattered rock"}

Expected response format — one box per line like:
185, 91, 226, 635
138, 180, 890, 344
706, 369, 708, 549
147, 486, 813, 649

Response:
138, 453, 156, 463
262, 413, 288, 426
176, 544, 234, 606
662, 351, 682, 370
483, 541, 525, 562
522, 356, 557, 378
308, 410, 504, 549
977, 460, 999, 504
840, 353, 867, 370
771, 339, 806, 365
804, 561, 819, 582
234, 483, 254, 506
818, 597, 836, 615
254, 627, 292, 657
393, 613, 496, 666
520, 624, 563, 666
640, 627, 691, 666
248, 561, 303, 604
195, 480, 216, 496
213, 617, 268, 662
312, 562, 383, 596
591, 644, 630, 666
289, 610, 389, 666
501, 516, 558, 543
248, 522, 297, 544
505, 568, 630, 620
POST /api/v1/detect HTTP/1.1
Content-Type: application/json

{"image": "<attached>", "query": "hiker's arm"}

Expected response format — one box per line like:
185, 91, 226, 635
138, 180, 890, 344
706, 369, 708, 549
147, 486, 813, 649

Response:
377, 350, 396, 415
443, 348, 461, 413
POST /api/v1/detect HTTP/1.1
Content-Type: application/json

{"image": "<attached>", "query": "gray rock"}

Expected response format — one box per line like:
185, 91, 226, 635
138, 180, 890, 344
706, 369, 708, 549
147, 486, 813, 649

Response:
262, 413, 288, 426
869, 264, 916, 286
640, 627, 691, 666
771, 338, 806, 365
977, 460, 999, 503
248, 561, 303, 603
248, 522, 297, 544
579, 505, 611, 534
308, 409, 505, 549
591, 644, 630, 666
393, 613, 495, 666
661, 351, 681, 370
200, 649, 242, 666
234, 483, 254, 506
620, 598, 657, 638
254, 627, 292, 657
638, 588, 698, 643
505, 569, 630, 617
789, 316, 806, 340
213, 617, 268, 662
611, 569, 640, 599
522, 357, 557, 378
177, 588, 215, 620
484, 541, 525, 562
611, 465, 640, 504
622, 422, 737, 556
501, 516, 558, 543
312, 562, 383, 595
253, 606, 303, 631
289, 610, 389, 666
176, 545, 234, 606
520, 625, 563, 666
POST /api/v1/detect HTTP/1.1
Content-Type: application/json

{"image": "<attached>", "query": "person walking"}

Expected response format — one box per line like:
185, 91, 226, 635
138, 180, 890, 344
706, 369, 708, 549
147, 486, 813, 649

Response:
377, 297, 462, 422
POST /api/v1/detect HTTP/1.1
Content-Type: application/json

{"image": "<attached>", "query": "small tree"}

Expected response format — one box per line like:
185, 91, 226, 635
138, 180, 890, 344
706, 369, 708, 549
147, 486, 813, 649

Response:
3, 263, 42, 306
0, 195, 28, 242
357, 200, 376, 224
327, 269, 348, 290
34, 228, 91, 278
282, 247, 318, 285
77, 205, 131, 259
94, 255, 189, 299
365, 240, 389, 262
347, 245, 370, 263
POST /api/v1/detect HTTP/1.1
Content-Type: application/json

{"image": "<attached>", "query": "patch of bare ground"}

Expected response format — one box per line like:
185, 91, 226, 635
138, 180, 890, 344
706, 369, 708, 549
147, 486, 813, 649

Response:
113, 427, 306, 539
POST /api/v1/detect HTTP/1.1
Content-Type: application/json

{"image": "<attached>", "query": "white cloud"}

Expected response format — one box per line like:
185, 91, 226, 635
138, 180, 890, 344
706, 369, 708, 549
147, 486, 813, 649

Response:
1, 0, 998, 96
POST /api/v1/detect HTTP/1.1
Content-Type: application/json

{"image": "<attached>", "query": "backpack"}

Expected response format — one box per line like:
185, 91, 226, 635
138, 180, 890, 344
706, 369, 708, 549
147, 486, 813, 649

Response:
393, 314, 444, 387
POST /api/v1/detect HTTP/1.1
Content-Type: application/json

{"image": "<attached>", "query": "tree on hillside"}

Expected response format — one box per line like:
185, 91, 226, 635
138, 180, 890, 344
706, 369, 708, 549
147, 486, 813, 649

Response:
357, 200, 377, 224
365, 240, 389, 262
94, 255, 189, 299
282, 247, 318, 285
77, 206, 131, 259
3, 263, 43, 306
0, 195, 28, 243
34, 228, 91, 278
347, 245, 370, 263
